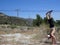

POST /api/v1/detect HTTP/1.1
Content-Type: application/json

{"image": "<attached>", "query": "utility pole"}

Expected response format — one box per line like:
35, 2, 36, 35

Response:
15, 9, 19, 17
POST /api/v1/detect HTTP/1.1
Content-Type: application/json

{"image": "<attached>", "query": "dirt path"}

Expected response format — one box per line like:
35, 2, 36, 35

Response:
0, 33, 60, 45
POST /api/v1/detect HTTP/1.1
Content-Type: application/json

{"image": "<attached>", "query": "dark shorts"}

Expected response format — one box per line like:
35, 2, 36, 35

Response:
50, 25, 54, 28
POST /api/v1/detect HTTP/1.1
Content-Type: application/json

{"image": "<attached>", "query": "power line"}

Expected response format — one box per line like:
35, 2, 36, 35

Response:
0, 9, 20, 17
0, 9, 19, 11
0, 10, 60, 12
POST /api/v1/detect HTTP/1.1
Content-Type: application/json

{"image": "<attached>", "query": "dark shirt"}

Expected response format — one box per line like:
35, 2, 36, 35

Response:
48, 18, 54, 28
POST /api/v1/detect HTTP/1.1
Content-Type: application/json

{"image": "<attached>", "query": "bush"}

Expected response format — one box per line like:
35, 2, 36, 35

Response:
10, 25, 17, 29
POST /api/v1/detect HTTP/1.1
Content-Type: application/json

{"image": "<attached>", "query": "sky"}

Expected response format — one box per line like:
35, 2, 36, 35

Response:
0, 0, 60, 20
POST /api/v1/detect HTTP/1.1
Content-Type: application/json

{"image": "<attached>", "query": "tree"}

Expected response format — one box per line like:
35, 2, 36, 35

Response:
33, 14, 43, 26
56, 20, 60, 26
44, 17, 48, 24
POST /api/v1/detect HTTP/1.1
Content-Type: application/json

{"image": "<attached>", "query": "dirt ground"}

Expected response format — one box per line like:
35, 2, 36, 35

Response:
0, 26, 60, 45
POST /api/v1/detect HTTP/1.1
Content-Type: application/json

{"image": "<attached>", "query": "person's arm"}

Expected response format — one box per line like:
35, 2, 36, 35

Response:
46, 14, 50, 20
46, 10, 53, 20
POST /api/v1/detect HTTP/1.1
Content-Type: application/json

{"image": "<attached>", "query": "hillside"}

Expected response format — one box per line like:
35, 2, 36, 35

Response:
0, 12, 33, 26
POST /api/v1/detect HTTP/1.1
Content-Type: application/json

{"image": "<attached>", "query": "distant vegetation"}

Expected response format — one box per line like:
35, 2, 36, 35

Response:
0, 12, 33, 26
33, 14, 60, 27
0, 12, 60, 26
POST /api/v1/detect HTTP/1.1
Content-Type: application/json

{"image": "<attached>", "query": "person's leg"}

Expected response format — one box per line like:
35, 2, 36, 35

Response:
51, 27, 56, 44
48, 29, 52, 39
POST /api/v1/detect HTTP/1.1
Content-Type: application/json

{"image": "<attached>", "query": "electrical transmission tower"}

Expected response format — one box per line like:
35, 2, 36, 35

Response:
15, 9, 20, 17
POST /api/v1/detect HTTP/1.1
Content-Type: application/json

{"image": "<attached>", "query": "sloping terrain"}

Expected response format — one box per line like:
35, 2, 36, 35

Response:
0, 12, 33, 26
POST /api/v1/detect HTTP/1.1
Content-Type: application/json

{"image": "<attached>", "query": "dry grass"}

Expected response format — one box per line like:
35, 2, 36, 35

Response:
0, 25, 60, 45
